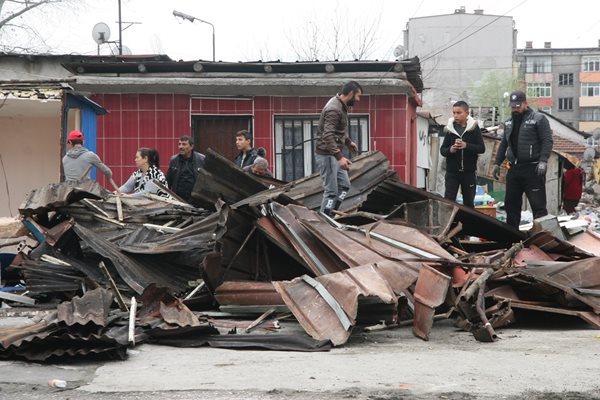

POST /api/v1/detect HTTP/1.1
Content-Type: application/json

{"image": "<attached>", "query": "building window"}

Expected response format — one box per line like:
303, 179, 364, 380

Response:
558, 98, 573, 111
527, 82, 552, 98
581, 83, 600, 97
526, 57, 551, 73
582, 56, 600, 72
581, 107, 600, 121
274, 116, 369, 181
558, 73, 573, 86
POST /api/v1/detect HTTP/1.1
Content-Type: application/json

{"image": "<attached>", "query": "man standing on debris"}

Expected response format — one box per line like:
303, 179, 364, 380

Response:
234, 130, 259, 169
440, 101, 485, 208
166, 135, 206, 202
62, 130, 113, 183
315, 81, 361, 216
493, 90, 553, 228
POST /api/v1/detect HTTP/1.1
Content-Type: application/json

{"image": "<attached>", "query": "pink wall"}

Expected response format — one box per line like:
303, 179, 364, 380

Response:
93, 93, 414, 186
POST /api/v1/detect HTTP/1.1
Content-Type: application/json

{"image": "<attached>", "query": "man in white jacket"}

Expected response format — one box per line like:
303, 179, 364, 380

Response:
439, 101, 485, 208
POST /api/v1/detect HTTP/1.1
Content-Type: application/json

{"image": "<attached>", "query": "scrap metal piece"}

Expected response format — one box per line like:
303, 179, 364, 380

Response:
273, 260, 419, 346
413, 265, 451, 341
99, 261, 128, 312
19, 180, 109, 217
57, 287, 114, 327
215, 281, 284, 306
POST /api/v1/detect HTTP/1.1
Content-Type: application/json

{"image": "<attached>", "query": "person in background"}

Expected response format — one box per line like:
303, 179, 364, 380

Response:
166, 135, 205, 202
315, 80, 361, 216
440, 101, 485, 208
62, 130, 113, 183
492, 90, 553, 228
234, 130, 258, 168
243, 156, 273, 177
562, 161, 585, 214
119, 147, 169, 197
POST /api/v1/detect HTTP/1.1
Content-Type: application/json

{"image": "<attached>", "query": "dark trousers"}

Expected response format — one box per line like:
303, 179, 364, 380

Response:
444, 171, 477, 208
505, 164, 547, 228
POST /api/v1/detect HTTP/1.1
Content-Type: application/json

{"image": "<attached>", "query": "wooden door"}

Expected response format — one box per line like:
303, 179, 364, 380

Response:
192, 116, 252, 161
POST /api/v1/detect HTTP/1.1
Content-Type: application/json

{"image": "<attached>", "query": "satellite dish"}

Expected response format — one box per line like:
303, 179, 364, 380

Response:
583, 147, 595, 161
92, 22, 111, 44
121, 46, 132, 55
393, 45, 405, 58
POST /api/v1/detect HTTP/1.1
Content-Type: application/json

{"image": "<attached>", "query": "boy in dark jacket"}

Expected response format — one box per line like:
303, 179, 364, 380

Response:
440, 101, 485, 208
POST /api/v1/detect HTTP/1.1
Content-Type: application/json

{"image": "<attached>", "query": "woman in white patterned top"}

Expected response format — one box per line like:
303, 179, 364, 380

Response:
119, 147, 169, 198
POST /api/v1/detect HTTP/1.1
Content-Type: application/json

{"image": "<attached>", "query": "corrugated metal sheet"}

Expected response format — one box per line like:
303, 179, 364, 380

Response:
19, 180, 109, 216
215, 281, 284, 306
273, 260, 419, 346
57, 288, 114, 327
519, 257, 600, 313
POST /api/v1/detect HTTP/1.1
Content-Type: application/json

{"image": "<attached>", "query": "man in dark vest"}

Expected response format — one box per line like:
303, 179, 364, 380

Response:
166, 135, 206, 202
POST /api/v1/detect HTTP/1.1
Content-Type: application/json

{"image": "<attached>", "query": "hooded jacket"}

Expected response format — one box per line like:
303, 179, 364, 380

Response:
495, 107, 553, 166
62, 146, 112, 182
440, 116, 485, 173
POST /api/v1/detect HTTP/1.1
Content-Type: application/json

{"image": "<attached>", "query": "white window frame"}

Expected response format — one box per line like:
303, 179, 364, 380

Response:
581, 83, 600, 97
274, 115, 369, 181
582, 56, 600, 72
527, 82, 552, 98
526, 57, 551, 73
581, 107, 600, 121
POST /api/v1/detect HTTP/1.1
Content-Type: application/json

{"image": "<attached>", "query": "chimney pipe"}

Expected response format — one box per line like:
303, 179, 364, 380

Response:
455, 6, 466, 14
526, 41, 533, 49
544, 41, 551, 49
474, 9, 484, 15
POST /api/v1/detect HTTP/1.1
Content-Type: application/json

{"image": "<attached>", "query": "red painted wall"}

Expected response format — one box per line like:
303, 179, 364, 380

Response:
92, 93, 415, 187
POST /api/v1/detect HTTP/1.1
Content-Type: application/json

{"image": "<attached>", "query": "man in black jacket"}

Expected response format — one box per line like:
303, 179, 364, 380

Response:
492, 90, 553, 228
234, 130, 258, 169
440, 101, 485, 208
166, 135, 206, 202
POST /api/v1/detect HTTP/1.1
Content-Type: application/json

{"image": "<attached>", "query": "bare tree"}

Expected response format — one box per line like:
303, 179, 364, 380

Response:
287, 7, 382, 61
0, 0, 79, 53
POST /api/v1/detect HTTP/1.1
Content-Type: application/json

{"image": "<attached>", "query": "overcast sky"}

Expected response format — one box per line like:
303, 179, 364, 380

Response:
21, 0, 600, 61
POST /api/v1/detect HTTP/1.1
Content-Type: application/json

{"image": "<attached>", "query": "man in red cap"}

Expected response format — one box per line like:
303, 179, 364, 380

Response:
62, 130, 113, 183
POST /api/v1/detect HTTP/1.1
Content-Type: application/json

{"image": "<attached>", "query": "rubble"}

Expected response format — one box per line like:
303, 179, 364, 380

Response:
0, 150, 598, 362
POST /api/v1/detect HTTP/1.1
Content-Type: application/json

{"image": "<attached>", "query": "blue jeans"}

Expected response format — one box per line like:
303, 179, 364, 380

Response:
315, 153, 351, 215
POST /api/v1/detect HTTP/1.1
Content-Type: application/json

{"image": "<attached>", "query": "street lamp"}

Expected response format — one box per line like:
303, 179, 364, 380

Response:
173, 10, 215, 62
501, 92, 510, 123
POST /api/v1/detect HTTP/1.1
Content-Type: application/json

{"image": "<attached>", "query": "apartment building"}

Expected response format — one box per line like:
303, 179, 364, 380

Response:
515, 41, 600, 133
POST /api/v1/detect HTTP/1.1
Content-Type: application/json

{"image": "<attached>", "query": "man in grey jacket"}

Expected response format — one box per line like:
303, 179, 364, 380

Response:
315, 81, 361, 216
62, 130, 113, 183
492, 91, 553, 228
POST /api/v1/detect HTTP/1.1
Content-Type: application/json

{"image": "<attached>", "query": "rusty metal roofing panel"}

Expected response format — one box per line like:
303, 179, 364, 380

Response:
567, 229, 600, 256
191, 149, 276, 208
273, 260, 419, 346
286, 151, 395, 211
269, 203, 345, 276
215, 281, 284, 306
11, 259, 85, 293
255, 216, 309, 268
118, 207, 228, 254
72, 223, 188, 294
57, 288, 114, 327
360, 179, 525, 243
524, 231, 593, 258
301, 219, 388, 267
519, 258, 600, 313
513, 245, 554, 267
413, 266, 451, 341
19, 180, 109, 216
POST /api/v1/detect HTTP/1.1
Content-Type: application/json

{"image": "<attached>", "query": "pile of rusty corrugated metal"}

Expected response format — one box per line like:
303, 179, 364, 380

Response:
0, 150, 598, 361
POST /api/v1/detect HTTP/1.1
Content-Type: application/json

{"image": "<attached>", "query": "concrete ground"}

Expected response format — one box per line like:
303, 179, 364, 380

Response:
0, 313, 599, 400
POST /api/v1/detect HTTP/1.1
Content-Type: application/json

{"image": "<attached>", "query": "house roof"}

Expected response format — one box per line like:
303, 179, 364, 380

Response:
482, 132, 586, 160
538, 110, 591, 138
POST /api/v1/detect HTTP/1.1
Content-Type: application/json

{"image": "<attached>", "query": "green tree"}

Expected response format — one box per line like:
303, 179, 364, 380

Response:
472, 70, 518, 122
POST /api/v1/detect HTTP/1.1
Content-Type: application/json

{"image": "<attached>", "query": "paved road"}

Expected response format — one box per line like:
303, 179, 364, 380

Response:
0, 316, 599, 400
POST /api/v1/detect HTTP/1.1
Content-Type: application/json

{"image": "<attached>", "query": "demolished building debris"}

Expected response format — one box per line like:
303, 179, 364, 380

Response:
0, 150, 598, 361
